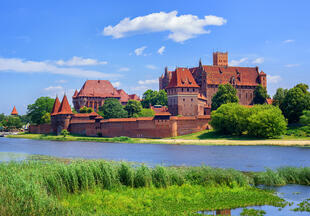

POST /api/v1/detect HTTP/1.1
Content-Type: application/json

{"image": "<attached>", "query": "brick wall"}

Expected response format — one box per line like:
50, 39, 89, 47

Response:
29, 124, 52, 134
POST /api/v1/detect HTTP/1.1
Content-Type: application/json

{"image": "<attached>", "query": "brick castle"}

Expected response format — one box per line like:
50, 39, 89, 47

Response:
29, 52, 267, 138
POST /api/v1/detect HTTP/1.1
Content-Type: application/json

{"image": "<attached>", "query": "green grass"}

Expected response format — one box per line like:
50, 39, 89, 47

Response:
0, 159, 309, 215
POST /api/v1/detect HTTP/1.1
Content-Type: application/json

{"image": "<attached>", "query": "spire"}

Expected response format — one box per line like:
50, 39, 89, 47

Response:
199, 58, 202, 68
73, 89, 78, 98
11, 106, 18, 116
58, 95, 73, 114
51, 96, 61, 115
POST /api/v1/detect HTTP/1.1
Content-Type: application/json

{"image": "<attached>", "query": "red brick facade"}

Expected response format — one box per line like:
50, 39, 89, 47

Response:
159, 52, 267, 112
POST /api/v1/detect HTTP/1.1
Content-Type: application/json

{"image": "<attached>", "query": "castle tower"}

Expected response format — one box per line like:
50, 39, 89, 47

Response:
51, 96, 60, 116
51, 95, 73, 135
213, 52, 228, 66
259, 70, 267, 88
11, 106, 18, 116
166, 68, 200, 116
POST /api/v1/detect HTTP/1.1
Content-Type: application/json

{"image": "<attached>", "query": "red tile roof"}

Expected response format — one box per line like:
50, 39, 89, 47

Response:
77, 80, 121, 98
154, 112, 171, 116
129, 94, 140, 101
201, 65, 259, 86
117, 89, 130, 102
73, 90, 78, 98
266, 98, 273, 105
51, 96, 61, 116
58, 95, 73, 114
11, 106, 18, 115
167, 68, 199, 88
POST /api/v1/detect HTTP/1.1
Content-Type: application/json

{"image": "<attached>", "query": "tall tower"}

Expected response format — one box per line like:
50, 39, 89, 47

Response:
213, 52, 228, 66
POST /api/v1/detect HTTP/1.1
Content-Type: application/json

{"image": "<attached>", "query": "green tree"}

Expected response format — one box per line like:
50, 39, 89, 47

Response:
79, 106, 93, 113
41, 113, 51, 124
247, 105, 287, 138
100, 98, 128, 119
272, 88, 288, 107
2, 116, 23, 130
0, 113, 5, 122
27, 97, 55, 125
60, 129, 69, 137
141, 89, 167, 108
253, 85, 268, 104
138, 108, 155, 117
300, 110, 310, 126
281, 84, 310, 123
211, 84, 239, 110
124, 100, 142, 118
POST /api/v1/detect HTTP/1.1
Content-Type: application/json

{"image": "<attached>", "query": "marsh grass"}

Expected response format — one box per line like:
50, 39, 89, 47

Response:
0, 160, 309, 215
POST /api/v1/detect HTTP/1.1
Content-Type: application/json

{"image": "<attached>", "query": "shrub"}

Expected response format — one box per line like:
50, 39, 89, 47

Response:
60, 129, 69, 138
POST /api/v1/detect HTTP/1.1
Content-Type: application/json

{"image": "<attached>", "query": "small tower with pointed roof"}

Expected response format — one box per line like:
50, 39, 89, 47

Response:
51, 95, 73, 134
11, 106, 18, 116
258, 70, 267, 88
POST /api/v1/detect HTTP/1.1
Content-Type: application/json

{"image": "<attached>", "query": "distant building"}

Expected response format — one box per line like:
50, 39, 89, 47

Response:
159, 52, 267, 115
11, 106, 18, 116
72, 80, 140, 112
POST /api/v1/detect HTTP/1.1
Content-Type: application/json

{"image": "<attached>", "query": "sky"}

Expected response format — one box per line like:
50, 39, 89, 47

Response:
0, 0, 309, 115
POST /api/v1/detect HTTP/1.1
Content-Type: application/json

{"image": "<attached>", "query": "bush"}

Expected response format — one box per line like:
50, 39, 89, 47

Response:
79, 106, 93, 113
60, 129, 69, 137
210, 104, 287, 138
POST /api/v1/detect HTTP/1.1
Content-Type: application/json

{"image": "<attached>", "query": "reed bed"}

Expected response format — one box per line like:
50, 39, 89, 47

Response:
0, 160, 309, 215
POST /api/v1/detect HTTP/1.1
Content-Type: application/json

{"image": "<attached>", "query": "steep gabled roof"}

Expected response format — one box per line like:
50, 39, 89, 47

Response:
129, 94, 140, 101
11, 106, 18, 115
73, 90, 78, 98
77, 80, 121, 98
58, 95, 73, 114
51, 96, 61, 116
117, 89, 129, 102
167, 68, 199, 88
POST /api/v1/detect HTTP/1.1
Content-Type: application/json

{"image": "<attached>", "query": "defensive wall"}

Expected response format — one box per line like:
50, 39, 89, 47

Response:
29, 116, 210, 138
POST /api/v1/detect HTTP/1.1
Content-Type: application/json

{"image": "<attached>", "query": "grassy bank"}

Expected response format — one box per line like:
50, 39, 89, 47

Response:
7, 132, 310, 146
0, 159, 310, 215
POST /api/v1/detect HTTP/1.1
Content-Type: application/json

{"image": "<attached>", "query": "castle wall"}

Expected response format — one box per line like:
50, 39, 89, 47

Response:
29, 124, 52, 134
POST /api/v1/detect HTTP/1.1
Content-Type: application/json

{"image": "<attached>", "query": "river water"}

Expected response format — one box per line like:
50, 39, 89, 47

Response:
1, 137, 310, 171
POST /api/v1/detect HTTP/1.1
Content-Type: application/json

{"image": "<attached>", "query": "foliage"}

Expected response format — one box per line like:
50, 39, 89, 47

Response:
2, 116, 23, 129
272, 88, 288, 107
99, 98, 128, 119
300, 110, 310, 126
124, 100, 142, 117
240, 208, 266, 216
211, 84, 239, 110
0, 113, 5, 122
79, 106, 93, 113
141, 89, 167, 108
41, 112, 51, 124
27, 97, 55, 125
210, 104, 287, 138
280, 83, 310, 123
138, 108, 155, 117
293, 198, 310, 212
61, 129, 69, 138
253, 85, 268, 104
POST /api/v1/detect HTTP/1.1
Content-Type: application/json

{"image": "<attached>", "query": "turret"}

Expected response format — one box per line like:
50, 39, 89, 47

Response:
51, 95, 73, 134
259, 70, 267, 88
11, 106, 18, 116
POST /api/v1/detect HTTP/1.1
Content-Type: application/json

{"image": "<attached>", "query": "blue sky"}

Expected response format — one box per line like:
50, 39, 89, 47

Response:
0, 0, 309, 114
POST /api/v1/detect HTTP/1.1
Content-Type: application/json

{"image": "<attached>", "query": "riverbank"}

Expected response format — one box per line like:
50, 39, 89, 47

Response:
2, 160, 310, 215
6, 132, 310, 146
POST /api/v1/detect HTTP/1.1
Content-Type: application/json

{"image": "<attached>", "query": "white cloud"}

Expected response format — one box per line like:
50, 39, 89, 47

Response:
229, 58, 248, 66
130, 85, 149, 92
119, 67, 130, 72
285, 64, 300, 68
267, 75, 281, 84
0, 57, 119, 79
283, 39, 295, 44
157, 46, 165, 55
103, 11, 226, 43
44, 86, 76, 105
252, 57, 264, 64
56, 79, 67, 83
134, 46, 147, 56
44, 86, 63, 91
56, 56, 107, 66
138, 79, 158, 85
146, 64, 157, 70
112, 81, 121, 87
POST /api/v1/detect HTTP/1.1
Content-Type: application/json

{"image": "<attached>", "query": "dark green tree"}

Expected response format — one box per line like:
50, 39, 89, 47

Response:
300, 110, 310, 126
281, 84, 310, 123
124, 100, 142, 118
27, 97, 55, 125
2, 116, 23, 130
272, 88, 288, 107
253, 85, 268, 104
0, 113, 5, 122
211, 83, 239, 110
141, 89, 167, 108
100, 98, 128, 119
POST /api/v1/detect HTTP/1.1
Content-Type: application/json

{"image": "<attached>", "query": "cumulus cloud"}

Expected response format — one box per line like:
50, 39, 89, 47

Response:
157, 46, 165, 55
103, 11, 226, 42
134, 46, 147, 56
56, 56, 107, 66
138, 79, 158, 85
252, 57, 264, 64
267, 75, 281, 84
229, 58, 248, 66
283, 39, 295, 44
112, 81, 121, 87
0, 57, 119, 79
44, 86, 76, 104
285, 64, 300, 68
146, 65, 157, 70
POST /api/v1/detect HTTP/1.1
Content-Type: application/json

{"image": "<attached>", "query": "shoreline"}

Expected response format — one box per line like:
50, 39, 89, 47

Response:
5, 133, 310, 147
